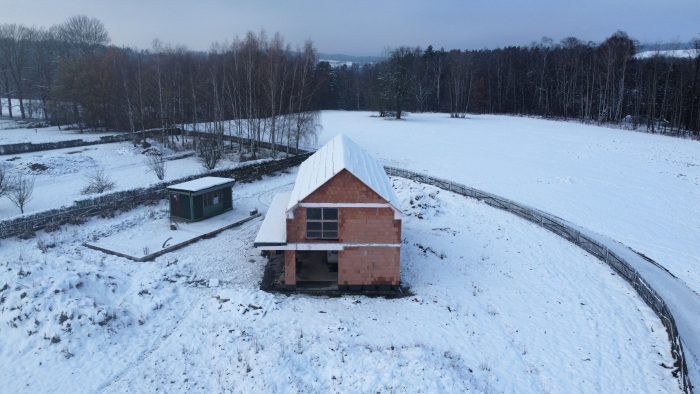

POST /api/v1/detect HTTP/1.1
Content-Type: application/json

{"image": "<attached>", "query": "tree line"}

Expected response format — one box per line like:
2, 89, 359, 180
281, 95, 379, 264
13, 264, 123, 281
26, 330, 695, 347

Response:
2, 19, 699, 141
0, 16, 321, 157
320, 32, 700, 136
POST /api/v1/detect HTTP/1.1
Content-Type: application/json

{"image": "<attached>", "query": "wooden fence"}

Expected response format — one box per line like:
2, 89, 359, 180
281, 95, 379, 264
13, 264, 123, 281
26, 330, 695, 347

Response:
385, 165, 692, 393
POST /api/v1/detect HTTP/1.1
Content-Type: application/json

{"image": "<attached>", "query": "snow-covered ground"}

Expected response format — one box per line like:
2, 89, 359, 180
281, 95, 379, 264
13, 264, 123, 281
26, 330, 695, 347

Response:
0, 172, 680, 393
0, 98, 45, 119
316, 111, 700, 295
635, 48, 700, 59
0, 120, 115, 144
0, 140, 252, 219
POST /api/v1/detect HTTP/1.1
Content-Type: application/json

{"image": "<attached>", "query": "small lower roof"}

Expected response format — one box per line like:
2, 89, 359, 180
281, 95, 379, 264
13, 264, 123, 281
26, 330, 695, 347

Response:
167, 176, 235, 192
254, 192, 290, 247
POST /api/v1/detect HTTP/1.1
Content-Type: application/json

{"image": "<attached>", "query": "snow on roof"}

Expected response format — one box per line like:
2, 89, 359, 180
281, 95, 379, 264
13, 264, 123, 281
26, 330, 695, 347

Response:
254, 192, 290, 246
167, 176, 235, 192
286, 134, 400, 211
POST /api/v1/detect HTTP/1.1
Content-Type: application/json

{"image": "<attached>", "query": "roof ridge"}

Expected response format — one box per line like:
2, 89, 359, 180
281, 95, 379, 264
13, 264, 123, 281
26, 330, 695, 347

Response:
285, 134, 401, 212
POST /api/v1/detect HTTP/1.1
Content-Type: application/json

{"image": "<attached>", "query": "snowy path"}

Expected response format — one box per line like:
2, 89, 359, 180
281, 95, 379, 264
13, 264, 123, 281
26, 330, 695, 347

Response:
581, 230, 700, 389
98, 289, 207, 393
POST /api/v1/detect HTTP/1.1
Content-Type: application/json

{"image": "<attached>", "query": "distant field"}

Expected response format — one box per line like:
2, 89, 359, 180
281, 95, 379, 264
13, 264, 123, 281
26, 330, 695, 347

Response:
317, 111, 700, 294
0, 120, 114, 144
634, 49, 700, 59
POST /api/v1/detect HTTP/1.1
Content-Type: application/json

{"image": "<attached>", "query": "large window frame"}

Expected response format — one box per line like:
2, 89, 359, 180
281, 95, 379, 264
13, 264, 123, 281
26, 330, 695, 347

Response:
306, 207, 339, 239
203, 189, 225, 207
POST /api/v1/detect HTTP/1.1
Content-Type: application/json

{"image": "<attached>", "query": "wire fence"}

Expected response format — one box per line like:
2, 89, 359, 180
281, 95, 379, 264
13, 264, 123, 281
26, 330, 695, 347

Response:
385, 165, 692, 393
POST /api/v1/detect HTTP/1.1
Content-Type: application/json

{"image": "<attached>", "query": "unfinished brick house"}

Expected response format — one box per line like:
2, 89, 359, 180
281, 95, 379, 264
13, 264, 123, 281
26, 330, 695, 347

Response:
254, 134, 402, 291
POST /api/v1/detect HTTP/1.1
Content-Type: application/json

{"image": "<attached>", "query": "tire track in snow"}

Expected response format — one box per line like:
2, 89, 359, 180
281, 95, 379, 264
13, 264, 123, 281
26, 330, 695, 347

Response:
97, 292, 206, 393
97, 221, 258, 393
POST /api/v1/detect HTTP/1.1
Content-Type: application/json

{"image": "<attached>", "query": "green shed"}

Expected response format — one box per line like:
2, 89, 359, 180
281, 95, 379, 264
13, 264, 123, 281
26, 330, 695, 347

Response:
166, 176, 235, 222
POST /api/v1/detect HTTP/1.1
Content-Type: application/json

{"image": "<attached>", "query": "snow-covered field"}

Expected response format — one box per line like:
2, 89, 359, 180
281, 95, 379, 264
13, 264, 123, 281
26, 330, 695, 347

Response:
0, 171, 679, 393
634, 48, 700, 59
0, 98, 44, 119
316, 111, 700, 295
0, 140, 250, 219
0, 120, 115, 144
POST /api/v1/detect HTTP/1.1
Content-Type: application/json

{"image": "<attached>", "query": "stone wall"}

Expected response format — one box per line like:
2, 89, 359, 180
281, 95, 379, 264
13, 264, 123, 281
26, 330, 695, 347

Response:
0, 153, 311, 239
338, 247, 401, 287
0, 132, 147, 155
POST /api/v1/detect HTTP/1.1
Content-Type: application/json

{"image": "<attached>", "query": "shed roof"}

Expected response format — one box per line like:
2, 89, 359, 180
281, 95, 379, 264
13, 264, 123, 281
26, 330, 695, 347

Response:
167, 176, 235, 193
286, 134, 400, 211
254, 192, 290, 246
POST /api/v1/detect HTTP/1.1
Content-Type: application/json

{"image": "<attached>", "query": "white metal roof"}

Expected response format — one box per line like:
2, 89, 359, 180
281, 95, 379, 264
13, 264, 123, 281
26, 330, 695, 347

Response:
286, 134, 400, 211
254, 192, 290, 246
167, 176, 235, 192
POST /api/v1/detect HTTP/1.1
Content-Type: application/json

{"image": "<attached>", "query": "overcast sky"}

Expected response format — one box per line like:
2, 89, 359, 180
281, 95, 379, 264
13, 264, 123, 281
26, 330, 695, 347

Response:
1, 0, 699, 55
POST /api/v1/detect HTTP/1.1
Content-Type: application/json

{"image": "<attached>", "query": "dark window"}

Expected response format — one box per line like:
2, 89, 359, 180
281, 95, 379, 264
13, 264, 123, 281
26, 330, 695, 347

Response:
306, 207, 339, 239
203, 190, 224, 207
307, 208, 322, 220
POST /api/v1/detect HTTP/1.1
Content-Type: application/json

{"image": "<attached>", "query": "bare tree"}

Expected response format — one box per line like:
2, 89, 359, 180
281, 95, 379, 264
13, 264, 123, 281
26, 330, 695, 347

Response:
82, 167, 115, 195
0, 24, 36, 119
0, 33, 13, 118
146, 152, 166, 181
7, 173, 35, 214
197, 137, 223, 170
54, 15, 110, 55
0, 166, 9, 197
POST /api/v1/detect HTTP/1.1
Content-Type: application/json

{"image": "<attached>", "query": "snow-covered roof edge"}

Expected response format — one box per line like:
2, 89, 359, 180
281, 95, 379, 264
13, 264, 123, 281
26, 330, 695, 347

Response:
167, 176, 235, 192
254, 192, 290, 247
286, 134, 401, 211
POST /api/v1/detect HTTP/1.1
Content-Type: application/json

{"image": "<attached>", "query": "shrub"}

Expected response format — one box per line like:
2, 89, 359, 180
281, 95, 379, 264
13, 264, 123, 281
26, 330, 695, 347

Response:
81, 167, 115, 195
146, 151, 166, 181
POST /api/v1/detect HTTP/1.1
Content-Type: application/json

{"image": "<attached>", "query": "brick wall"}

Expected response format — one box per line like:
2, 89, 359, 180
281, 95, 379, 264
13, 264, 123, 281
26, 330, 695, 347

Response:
286, 169, 401, 244
284, 250, 296, 286
283, 169, 402, 287
286, 206, 400, 244
338, 247, 400, 286
301, 169, 386, 203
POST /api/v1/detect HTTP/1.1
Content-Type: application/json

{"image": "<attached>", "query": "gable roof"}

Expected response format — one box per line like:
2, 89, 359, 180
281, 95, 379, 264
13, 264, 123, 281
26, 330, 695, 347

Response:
286, 134, 401, 211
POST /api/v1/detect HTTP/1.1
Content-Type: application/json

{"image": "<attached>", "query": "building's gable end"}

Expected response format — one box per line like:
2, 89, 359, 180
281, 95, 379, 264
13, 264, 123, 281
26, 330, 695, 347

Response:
301, 169, 387, 204
286, 134, 401, 212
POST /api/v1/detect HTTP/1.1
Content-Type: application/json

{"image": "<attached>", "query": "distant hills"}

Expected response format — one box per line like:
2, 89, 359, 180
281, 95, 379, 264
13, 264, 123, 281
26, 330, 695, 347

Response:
317, 53, 384, 67
637, 41, 697, 52
635, 41, 699, 59
318, 41, 699, 67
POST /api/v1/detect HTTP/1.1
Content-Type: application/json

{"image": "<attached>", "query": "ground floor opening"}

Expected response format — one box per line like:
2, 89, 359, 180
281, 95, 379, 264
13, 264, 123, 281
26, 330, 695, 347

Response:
295, 250, 339, 289
259, 248, 405, 296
